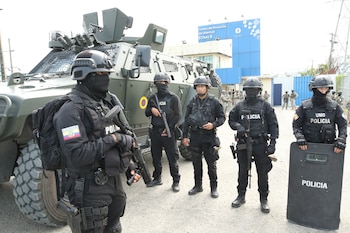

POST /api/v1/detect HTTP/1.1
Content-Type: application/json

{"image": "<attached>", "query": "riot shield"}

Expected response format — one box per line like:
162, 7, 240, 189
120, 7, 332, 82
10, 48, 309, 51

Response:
287, 142, 345, 230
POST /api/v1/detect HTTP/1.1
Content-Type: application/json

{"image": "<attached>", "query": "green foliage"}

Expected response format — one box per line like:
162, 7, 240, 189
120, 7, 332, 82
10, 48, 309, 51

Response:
301, 63, 330, 76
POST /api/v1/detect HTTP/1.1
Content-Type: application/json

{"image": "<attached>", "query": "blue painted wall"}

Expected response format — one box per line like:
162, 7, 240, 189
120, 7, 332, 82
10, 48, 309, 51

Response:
198, 19, 261, 85
293, 76, 314, 106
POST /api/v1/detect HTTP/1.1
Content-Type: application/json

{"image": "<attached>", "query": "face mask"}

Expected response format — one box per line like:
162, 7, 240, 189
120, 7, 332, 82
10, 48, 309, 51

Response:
83, 73, 110, 99
156, 83, 169, 96
312, 89, 327, 106
244, 88, 259, 98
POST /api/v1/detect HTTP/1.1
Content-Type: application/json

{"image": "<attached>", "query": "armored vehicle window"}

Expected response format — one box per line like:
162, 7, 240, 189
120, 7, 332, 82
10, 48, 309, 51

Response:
154, 30, 165, 44
30, 51, 76, 75
163, 61, 178, 72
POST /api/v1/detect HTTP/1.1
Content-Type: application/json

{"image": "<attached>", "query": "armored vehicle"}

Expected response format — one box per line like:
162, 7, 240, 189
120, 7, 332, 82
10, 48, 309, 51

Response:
0, 7, 222, 226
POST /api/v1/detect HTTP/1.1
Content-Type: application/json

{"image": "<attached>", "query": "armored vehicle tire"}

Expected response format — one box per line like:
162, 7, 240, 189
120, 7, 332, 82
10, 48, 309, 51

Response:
12, 140, 67, 226
178, 142, 192, 160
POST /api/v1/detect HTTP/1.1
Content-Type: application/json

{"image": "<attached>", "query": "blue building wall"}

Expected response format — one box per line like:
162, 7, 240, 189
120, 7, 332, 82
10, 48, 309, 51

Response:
198, 19, 261, 85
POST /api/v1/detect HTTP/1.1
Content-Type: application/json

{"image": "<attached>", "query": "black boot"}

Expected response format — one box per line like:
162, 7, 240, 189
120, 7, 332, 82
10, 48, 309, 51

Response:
210, 187, 219, 198
210, 182, 219, 198
188, 186, 203, 195
231, 194, 246, 208
260, 199, 270, 213
171, 181, 180, 192
146, 177, 163, 187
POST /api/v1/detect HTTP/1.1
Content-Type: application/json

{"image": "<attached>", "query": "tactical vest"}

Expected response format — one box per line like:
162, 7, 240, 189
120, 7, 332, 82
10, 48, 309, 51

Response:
188, 95, 216, 126
238, 99, 267, 138
151, 93, 175, 128
301, 99, 337, 143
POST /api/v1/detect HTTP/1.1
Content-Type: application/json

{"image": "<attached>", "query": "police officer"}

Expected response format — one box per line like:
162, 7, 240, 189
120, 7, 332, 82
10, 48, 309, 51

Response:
182, 76, 226, 198
145, 72, 182, 192
54, 50, 140, 233
293, 75, 347, 153
228, 77, 279, 213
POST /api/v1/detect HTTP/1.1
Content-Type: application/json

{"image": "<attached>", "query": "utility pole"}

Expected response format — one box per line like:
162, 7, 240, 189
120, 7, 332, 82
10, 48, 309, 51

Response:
0, 33, 5, 82
0, 8, 6, 82
7, 38, 13, 74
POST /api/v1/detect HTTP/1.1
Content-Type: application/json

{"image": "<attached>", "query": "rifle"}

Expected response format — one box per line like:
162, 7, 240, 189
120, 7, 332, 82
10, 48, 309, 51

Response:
230, 143, 237, 159
236, 110, 254, 189
106, 94, 152, 186
154, 94, 172, 138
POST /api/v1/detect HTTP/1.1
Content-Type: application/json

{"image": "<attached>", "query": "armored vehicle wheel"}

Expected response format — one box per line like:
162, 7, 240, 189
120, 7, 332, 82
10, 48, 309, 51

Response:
178, 142, 192, 160
12, 140, 67, 226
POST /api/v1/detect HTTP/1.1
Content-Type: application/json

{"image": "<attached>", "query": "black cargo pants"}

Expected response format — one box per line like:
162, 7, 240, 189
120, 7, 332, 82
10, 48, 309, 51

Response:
236, 142, 272, 199
189, 130, 218, 189
150, 127, 180, 183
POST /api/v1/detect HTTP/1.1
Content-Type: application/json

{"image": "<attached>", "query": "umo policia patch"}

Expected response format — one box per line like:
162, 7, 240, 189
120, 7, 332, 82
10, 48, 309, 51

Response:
62, 125, 81, 141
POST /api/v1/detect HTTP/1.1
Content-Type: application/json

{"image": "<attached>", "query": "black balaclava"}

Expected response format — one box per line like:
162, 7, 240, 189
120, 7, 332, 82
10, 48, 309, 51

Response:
245, 88, 260, 103
80, 73, 110, 100
312, 88, 328, 106
156, 83, 169, 97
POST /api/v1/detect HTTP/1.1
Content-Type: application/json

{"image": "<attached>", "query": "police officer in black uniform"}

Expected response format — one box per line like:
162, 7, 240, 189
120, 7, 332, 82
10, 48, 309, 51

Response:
228, 77, 278, 213
54, 50, 140, 233
293, 75, 347, 153
145, 72, 182, 192
182, 76, 226, 198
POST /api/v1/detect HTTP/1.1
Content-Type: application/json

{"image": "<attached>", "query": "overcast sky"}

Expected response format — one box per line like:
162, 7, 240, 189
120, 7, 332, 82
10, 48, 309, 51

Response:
0, 0, 344, 75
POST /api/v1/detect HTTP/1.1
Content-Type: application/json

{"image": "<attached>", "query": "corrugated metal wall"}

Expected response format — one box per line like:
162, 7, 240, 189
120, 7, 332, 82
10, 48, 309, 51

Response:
293, 76, 313, 106
272, 75, 314, 107
273, 75, 294, 106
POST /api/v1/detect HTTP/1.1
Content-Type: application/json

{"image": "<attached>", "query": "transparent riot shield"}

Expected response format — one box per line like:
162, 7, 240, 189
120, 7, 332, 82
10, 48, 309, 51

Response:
287, 142, 345, 230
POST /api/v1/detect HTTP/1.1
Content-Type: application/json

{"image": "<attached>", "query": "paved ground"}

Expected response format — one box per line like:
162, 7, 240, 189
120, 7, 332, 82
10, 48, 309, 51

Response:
0, 107, 349, 233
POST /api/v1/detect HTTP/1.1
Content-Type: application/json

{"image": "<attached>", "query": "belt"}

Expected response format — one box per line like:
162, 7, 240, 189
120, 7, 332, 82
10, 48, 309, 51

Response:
191, 127, 214, 134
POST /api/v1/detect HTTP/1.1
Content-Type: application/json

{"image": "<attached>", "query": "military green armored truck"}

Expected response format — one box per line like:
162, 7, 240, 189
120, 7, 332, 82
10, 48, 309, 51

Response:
0, 7, 222, 226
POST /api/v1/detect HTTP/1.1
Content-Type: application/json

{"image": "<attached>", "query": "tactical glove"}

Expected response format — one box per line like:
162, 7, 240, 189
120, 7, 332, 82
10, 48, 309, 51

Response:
334, 137, 346, 150
297, 137, 307, 146
115, 133, 134, 150
237, 126, 246, 138
266, 139, 276, 155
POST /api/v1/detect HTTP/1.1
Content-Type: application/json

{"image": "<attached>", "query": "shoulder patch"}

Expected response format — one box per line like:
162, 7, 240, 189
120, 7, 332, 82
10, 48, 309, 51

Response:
62, 125, 81, 141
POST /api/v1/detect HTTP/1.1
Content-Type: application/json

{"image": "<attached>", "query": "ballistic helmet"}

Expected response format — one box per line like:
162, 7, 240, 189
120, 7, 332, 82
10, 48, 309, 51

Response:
154, 72, 171, 84
308, 75, 333, 91
193, 76, 211, 89
242, 77, 263, 90
71, 50, 114, 80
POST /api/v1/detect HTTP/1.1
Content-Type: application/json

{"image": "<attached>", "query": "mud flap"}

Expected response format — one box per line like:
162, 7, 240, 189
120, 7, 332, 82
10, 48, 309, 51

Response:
287, 142, 345, 230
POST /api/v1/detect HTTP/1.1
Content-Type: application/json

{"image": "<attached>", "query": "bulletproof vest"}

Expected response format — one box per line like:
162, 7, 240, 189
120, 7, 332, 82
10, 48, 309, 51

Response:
188, 95, 215, 126
151, 93, 174, 127
84, 99, 121, 139
301, 99, 337, 143
239, 99, 267, 138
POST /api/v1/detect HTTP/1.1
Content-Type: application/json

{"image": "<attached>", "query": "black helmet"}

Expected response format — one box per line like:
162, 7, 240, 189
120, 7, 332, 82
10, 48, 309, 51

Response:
154, 72, 171, 84
242, 77, 263, 90
193, 76, 211, 89
309, 75, 333, 91
71, 50, 114, 80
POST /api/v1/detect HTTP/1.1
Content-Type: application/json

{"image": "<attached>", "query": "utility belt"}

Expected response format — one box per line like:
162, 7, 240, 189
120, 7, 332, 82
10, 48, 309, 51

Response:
152, 125, 166, 133
190, 126, 215, 134
237, 136, 267, 145
69, 168, 109, 186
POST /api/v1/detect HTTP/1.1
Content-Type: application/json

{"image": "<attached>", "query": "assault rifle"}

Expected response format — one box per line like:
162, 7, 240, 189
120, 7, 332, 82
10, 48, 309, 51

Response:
106, 93, 152, 186
154, 94, 171, 138
236, 110, 254, 189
